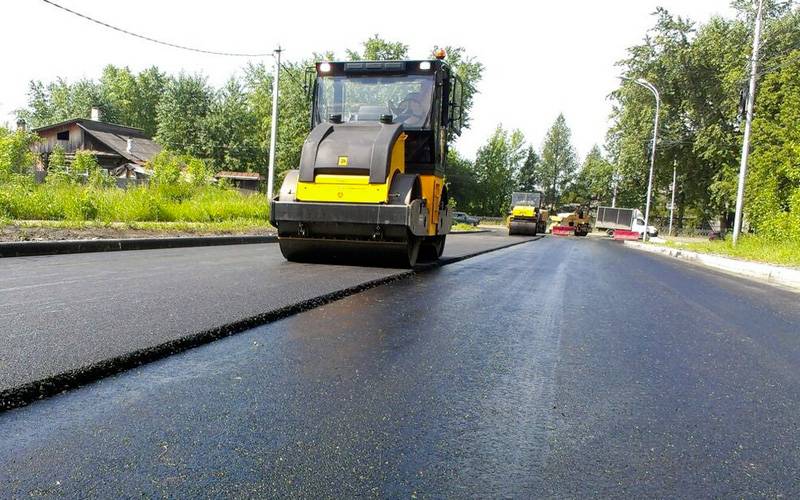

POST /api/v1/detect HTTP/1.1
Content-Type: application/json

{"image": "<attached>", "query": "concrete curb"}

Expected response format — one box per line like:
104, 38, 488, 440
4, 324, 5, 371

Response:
0, 235, 540, 412
623, 241, 800, 291
0, 235, 278, 258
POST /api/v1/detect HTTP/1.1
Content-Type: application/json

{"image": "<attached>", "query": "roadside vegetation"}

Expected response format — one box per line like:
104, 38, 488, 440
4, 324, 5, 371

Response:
0, 130, 269, 232
451, 222, 481, 232
664, 236, 800, 268
0, 182, 269, 224
2, 36, 482, 239
4, 16, 800, 260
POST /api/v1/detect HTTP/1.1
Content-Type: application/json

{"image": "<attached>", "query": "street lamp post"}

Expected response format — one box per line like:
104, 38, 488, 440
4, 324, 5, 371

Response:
267, 46, 282, 200
669, 160, 677, 237
621, 77, 660, 242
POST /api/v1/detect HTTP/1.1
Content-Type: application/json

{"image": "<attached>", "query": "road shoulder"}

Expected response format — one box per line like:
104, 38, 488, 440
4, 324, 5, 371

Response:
624, 240, 800, 292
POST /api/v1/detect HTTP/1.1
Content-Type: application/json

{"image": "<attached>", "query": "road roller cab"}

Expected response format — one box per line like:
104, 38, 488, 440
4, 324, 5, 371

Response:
271, 57, 464, 266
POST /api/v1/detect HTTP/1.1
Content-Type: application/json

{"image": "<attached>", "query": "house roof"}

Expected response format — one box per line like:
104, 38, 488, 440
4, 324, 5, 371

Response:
79, 124, 161, 164
32, 118, 161, 165
215, 171, 264, 180
33, 118, 147, 136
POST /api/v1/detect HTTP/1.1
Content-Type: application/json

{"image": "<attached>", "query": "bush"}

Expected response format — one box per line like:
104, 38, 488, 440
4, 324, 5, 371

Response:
0, 128, 36, 178
149, 150, 183, 185
0, 177, 268, 224
46, 145, 74, 184
185, 156, 211, 186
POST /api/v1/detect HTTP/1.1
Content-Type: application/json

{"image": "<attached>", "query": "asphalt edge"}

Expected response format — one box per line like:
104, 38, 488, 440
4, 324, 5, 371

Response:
0, 235, 278, 258
623, 240, 800, 292
0, 235, 540, 412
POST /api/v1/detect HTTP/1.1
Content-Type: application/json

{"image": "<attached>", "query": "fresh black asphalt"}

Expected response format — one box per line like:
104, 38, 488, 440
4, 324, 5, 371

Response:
0, 230, 532, 397
1, 236, 799, 497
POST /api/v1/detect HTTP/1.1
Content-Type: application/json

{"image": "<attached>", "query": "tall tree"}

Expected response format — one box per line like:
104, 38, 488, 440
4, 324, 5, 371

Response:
132, 66, 167, 136
99, 65, 138, 127
434, 46, 484, 135
607, 2, 800, 230
155, 73, 213, 158
346, 35, 409, 60
203, 78, 261, 172
515, 146, 543, 192
18, 78, 105, 127
244, 58, 315, 178
540, 114, 578, 207
473, 125, 526, 215
564, 145, 614, 206
445, 148, 479, 211
746, 48, 800, 240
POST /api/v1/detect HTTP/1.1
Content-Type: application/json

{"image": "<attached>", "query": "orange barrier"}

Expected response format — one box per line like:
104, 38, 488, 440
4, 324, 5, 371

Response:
551, 226, 575, 236
612, 230, 640, 240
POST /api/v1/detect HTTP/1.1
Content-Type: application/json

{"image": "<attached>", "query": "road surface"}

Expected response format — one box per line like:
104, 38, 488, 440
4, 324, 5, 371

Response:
0, 230, 532, 399
1, 236, 799, 497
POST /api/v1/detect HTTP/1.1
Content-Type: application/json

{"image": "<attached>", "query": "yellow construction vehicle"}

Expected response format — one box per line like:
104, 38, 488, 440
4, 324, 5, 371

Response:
508, 192, 545, 236
551, 204, 591, 236
270, 55, 464, 266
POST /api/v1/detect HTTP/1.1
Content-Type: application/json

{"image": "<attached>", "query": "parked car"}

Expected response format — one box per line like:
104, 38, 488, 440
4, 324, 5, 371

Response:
453, 211, 480, 226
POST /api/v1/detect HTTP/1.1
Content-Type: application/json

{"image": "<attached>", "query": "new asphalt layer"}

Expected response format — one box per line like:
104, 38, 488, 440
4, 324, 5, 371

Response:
0, 230, 534, 406
1, 236, 799, 496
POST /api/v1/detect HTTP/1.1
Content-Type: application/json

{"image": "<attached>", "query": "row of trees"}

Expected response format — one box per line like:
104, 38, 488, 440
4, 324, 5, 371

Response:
447, 114, 614, 216
17, 35, 484, 180
13, 33, 601, 217
448, 1, 800, 231
607, 1, 800, 237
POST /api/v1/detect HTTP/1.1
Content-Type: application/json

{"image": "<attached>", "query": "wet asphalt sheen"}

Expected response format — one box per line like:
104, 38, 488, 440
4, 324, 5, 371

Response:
2, 237, 800, 497
0, 230, 530, 394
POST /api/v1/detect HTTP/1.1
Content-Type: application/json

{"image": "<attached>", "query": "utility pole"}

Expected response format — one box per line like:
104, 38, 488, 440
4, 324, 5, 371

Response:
669, 160, 677, 237
732, 0, 764, 245
267, 45, 282, 200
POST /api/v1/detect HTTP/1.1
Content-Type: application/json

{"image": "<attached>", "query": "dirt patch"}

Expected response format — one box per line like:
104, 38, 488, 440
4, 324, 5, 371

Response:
0, 223, 276, 242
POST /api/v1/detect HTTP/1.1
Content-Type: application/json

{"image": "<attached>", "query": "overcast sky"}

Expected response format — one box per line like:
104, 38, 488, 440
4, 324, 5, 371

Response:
3, 0, 735, 162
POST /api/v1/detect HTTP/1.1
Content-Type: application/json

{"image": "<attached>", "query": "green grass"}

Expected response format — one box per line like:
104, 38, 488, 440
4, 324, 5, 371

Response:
663, 235, 800, 268
0, 181, 269, 224
451, 222, 481, 232
7, 219, 274, 233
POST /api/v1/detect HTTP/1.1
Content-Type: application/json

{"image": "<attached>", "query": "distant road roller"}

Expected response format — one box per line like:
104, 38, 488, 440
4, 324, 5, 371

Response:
270, 56, 464, 267
508, 192, 544, 236
554, 204, 591, 236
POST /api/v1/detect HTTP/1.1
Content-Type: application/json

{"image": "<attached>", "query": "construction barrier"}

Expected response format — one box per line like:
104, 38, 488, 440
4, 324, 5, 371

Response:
551, 226, 575, 236
612, 230, 640, 241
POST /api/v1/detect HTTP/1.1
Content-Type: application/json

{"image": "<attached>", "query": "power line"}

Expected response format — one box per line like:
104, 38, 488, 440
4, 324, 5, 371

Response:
279, 63, 306, 90
40, 0, 273, 58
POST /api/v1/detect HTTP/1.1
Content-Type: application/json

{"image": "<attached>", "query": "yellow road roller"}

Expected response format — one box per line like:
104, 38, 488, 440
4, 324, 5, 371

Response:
270, 56, 464, 266
508, 192, 545, 236
553, 204, 591, 236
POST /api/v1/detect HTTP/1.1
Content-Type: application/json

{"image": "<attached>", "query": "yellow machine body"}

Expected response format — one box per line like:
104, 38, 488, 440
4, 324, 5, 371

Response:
511, 205, 537, 219
419, 174, 444, 236
296, 134, 407, 205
